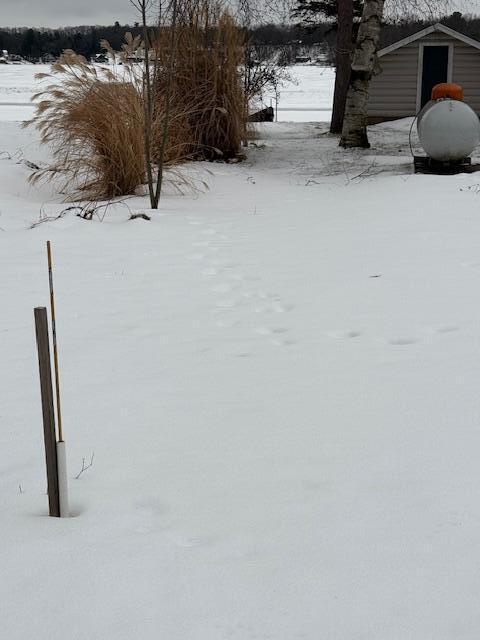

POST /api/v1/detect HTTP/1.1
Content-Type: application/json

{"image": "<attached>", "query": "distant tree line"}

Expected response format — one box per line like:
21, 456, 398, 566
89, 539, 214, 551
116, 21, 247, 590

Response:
0, 22, 143, 61
0, 12, 478, 62
0, 21, 333, 62
254, 12, 480, 50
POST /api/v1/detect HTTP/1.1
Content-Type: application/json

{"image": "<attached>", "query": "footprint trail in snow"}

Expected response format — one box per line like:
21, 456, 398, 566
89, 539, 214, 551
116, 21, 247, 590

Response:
185, 216, 298, 351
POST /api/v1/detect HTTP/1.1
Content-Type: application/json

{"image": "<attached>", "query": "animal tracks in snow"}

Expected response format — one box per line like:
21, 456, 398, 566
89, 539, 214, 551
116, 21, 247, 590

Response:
269, 337, 298, 347
432, 325, 459, 334
388, 325, 460, 346
272, 302, 294, 313
326, 330, 363, 340
255, 326, 296, 347
254, 326, 289, 336
167, 534, 207, 548
188, 220, 460, 355
324, 326, 460, 348
388, 337, 417, 346
185, 219, 299, 351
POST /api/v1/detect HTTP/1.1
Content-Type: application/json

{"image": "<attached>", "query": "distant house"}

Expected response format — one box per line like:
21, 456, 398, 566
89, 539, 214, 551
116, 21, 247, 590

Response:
0, 50, 8, 64
367, 23, 480, 124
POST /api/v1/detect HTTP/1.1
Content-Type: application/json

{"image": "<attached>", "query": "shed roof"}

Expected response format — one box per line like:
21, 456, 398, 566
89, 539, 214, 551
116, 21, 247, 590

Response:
378, 23, 480, 58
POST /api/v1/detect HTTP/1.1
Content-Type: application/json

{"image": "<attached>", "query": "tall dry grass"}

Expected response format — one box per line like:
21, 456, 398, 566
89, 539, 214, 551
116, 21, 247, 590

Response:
155, 1, 247, 161
25, 46, 148, 200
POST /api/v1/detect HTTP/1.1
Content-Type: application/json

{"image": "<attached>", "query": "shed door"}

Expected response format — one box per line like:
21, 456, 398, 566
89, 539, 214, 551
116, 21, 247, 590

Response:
420, 45, 449, 108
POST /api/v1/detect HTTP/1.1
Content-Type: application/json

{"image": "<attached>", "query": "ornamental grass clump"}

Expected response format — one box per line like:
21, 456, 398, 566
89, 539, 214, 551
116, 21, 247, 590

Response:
25, 48, 147, 200
156, 0, 246, 161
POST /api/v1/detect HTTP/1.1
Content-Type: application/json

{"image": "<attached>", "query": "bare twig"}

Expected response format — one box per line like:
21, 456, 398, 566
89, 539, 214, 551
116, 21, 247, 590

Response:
29, 196, 136, 228
29, 204, 72, 229
350, 160, 380, 181
75, 452, 95, 479
0, 148, 39, 169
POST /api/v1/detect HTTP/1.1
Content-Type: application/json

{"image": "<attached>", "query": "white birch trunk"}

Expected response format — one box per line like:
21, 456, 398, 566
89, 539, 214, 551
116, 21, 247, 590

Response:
340, 0, 385, 148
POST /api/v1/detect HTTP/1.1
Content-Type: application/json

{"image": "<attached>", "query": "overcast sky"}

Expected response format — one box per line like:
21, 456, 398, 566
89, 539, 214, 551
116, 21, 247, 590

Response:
1, 0, 479, 29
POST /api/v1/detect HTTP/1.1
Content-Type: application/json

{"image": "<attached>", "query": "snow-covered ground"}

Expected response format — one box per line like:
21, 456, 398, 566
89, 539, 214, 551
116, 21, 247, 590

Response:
3, 64, 480, 639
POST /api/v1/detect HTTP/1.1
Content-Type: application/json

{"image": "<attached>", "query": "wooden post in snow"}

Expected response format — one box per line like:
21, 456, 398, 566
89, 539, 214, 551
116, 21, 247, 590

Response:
34, 306, 60, 517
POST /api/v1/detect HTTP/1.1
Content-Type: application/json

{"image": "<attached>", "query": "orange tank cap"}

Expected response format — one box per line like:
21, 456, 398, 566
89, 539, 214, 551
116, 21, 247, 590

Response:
431, 83, 464, 101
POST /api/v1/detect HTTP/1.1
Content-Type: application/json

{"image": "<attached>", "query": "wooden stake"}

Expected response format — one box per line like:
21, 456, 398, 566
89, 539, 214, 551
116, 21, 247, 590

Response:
46, 241, 63, 442
34, 307, 60, 517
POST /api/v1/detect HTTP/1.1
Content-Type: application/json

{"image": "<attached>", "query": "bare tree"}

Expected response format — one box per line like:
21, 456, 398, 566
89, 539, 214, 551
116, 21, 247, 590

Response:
237, 0, 293, 136
154, 0, 180, 208
130, 0, 156, 205
130, 0, 180, 209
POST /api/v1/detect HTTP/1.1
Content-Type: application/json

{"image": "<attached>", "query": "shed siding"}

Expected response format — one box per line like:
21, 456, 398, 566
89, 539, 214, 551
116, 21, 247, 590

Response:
368, 42, 420, 118
451, 43, 480, 112
367, 30, 480, 122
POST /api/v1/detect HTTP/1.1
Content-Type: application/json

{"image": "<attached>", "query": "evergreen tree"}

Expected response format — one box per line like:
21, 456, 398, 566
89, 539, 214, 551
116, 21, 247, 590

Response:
293, 0, 363, 23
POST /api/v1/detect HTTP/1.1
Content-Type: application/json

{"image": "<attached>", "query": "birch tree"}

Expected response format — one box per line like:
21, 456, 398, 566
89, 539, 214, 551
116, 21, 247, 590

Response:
340, 0, 455, 148
339, 0, 384, 147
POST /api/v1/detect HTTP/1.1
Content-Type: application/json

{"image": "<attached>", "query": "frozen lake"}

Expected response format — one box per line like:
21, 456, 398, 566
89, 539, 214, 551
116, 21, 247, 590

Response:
268, 65, 335, 123
0, 63, 335, 123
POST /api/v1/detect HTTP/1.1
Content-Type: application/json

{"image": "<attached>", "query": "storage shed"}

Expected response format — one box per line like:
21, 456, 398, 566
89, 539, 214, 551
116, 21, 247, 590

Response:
368, 23, 480, 123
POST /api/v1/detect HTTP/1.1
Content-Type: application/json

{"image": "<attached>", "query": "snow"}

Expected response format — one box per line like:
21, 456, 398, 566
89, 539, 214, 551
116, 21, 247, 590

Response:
2, 62, 480, 639
0, 63, 335, 124
0, 63, 40, 122
269, 65, 335, 123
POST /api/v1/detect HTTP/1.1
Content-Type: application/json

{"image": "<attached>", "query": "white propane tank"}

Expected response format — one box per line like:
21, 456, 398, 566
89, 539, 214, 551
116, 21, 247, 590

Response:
417, 99, 480, 162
